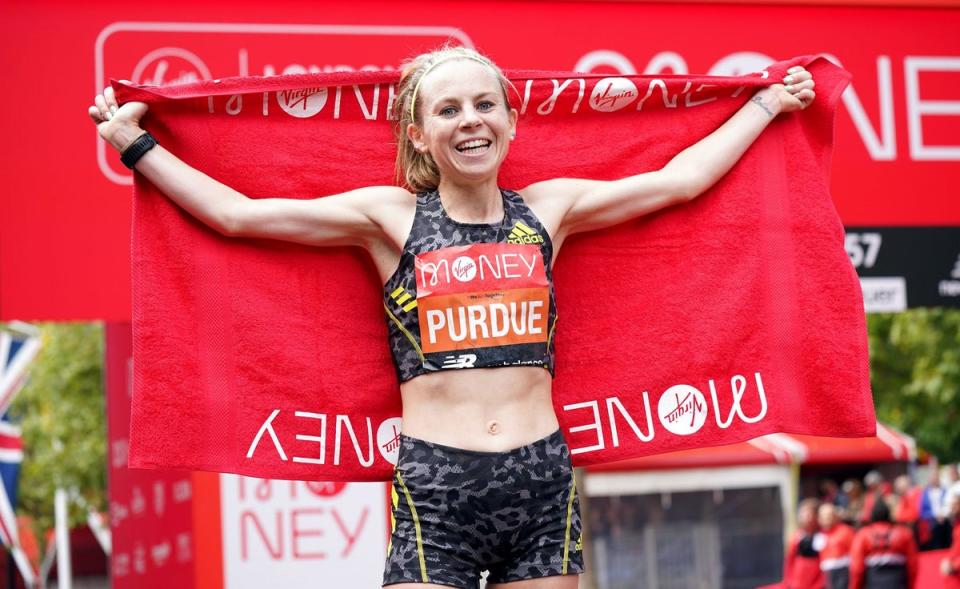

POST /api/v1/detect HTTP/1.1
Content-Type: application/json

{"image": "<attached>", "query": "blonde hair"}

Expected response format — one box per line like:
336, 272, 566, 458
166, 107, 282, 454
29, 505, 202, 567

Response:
392, 45, 514, 192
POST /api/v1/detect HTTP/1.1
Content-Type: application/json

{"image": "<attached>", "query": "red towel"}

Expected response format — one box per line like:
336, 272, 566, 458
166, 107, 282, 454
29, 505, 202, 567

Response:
118, 55, 874, 482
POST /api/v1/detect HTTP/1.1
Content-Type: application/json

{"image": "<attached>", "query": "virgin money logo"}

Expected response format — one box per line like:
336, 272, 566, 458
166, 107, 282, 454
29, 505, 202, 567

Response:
277, 87, 329, 118
657, 384, 707, 436
589, 77, 638, 112
451, 256, 477, 282
95, 22, 473, 185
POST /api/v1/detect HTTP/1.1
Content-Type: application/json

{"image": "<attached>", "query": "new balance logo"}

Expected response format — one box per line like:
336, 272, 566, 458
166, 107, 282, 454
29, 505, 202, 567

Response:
507, 221, 544, 245
389, 286, 418, 312
441, 354, 477, 369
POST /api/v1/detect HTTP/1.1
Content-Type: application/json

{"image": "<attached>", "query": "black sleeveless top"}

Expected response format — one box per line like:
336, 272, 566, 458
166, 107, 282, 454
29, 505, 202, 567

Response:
382, 188, 558, 383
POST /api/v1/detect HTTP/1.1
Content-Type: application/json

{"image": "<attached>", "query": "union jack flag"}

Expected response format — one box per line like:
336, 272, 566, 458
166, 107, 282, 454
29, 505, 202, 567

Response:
0, 322, 41, 417
0, 323, 39, 584
0, 413, 23, 547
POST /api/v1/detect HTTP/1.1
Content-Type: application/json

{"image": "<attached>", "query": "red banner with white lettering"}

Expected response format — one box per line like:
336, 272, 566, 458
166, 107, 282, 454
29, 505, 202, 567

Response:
1, 1, 959, 320
120, 55, 874, 481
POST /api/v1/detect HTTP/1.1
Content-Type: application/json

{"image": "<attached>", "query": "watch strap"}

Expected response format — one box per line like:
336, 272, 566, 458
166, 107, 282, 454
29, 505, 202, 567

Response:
120, 132, 158, 169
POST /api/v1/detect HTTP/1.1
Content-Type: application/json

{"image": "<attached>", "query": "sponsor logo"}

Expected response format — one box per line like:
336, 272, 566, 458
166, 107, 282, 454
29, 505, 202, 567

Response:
418, 249, 540, 288
507, 221, 544, 245
441, 354, 477, 369
564, 372, 768, 455
277, 87, 329, 118
377, 418, 404, 465
575, 533, 583, 552
304, 480, 347, 497
95, 22, 473, 185
388, 286, 418, 312
452, 256, 477, 282
131, 47, 211, 86
589, 77, 639, 112
657, 384, 707, 436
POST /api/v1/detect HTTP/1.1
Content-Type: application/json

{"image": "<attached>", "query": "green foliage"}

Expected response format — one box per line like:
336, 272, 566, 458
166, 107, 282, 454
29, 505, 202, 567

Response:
6, 322, 105, 538
868, 308, 960, 462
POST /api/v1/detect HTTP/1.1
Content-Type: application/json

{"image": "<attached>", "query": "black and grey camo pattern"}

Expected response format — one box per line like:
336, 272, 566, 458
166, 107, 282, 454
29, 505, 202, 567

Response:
382, 429, 583, 589
382, 188, 558, 383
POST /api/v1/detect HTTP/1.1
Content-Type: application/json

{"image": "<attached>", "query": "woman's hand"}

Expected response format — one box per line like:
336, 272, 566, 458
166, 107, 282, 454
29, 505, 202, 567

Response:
771, 66, 816, 113
88, 84, 150, 152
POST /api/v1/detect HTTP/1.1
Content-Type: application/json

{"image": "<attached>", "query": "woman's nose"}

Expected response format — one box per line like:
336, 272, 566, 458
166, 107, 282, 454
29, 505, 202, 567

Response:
460, 106, 481, 127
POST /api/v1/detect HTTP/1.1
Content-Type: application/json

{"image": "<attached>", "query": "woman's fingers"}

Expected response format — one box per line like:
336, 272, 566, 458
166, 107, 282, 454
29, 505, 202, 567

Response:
94, 93, 111, 120
781, 66, 816, 110
783, 69, 812, 87
104, 85, 119, 113
786, 79, 815, 93
88, 105, 103, 123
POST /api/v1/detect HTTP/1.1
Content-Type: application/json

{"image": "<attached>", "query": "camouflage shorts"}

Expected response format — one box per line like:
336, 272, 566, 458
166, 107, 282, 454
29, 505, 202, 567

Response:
382, 429, 584, 589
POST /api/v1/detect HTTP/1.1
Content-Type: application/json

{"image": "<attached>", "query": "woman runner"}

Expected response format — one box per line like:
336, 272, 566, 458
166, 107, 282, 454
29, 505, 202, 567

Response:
89, 45, 815, 589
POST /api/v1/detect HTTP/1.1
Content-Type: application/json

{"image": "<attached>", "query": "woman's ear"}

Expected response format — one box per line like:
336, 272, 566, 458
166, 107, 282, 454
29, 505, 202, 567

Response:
406, 123, 427, 153
509, 108, 518, 139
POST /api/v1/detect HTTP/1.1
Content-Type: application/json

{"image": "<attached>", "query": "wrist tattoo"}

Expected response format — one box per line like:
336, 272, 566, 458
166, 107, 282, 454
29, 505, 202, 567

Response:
750, 94, 775, 118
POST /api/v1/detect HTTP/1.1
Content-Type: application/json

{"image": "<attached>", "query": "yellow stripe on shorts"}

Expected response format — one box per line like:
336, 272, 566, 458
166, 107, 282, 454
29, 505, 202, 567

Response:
395, 471, 429, 583
562, 470, 577, 574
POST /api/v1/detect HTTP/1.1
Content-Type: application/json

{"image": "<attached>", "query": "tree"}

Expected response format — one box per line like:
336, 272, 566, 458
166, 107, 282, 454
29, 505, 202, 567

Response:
6, 322, 106, 538
868, 308, 960, 462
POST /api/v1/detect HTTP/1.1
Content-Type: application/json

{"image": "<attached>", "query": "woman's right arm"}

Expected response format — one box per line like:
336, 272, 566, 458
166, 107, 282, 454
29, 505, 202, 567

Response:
90, 86, 409, 248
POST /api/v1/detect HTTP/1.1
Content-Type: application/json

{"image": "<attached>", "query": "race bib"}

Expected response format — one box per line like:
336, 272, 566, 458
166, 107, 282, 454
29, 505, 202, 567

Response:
414, 243, 550, 353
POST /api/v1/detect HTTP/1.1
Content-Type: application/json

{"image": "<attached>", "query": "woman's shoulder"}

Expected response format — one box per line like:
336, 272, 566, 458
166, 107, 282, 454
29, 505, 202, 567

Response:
341, 185, 416, 215
514, 177, 594, 206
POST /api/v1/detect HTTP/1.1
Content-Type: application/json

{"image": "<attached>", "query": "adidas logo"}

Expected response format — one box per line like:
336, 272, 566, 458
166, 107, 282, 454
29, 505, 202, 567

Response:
388, 286, 418, 312
507, 221, 544, 245
575, 533, 583, 552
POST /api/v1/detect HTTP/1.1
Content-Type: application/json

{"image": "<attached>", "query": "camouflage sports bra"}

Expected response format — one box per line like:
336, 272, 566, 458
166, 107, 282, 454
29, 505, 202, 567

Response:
382, 188, 558, 383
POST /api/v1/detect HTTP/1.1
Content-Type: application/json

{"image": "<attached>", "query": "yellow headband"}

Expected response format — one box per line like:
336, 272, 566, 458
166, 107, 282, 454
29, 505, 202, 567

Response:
409, 54, 496, 124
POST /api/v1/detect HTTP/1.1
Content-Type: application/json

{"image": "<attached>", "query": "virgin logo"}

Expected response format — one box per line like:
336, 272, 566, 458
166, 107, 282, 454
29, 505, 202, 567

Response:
376, 417, 404, 465
131, 48, 212, 87
451, 256, 477, 282
589, 77, 638, 112
277, 87, 329, 118
304, 481, 347, 497
657, 384, 707, 436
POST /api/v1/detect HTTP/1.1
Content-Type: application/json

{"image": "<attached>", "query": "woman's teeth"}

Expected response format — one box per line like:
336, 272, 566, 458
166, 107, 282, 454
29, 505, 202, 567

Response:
456, 139, 491, 153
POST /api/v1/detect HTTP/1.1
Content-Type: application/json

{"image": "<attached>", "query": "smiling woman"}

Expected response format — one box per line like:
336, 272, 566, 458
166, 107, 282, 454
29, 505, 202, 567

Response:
89, 41, 816, 589
393, 46, 518, 198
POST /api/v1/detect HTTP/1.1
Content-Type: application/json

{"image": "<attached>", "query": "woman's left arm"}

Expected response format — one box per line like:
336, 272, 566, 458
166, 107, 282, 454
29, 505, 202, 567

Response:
530, 66, 815, 239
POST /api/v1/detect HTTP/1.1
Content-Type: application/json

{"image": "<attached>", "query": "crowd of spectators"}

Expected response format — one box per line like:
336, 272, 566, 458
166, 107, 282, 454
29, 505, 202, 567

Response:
785, 464, 960, 588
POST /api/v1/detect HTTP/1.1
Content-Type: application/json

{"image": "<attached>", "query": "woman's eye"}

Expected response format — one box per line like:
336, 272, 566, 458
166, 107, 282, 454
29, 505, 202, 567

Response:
478, 101, 495, 111
439, 106, 457, 117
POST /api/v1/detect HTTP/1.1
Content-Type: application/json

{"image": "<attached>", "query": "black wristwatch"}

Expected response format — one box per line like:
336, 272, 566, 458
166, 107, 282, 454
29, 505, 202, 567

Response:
120, 132, 158, 170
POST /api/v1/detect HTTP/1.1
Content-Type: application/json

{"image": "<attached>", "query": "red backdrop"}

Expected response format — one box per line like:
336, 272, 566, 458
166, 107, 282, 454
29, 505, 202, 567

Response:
1, 0, 958, 320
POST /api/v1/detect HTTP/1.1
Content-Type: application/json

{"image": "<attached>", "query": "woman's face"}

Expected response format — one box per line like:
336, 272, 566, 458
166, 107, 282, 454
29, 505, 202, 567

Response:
407, 59, 518, 186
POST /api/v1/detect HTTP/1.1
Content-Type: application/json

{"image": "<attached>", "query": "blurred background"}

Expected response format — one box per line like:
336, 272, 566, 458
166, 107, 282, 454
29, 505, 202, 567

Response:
1, 0, 958, 587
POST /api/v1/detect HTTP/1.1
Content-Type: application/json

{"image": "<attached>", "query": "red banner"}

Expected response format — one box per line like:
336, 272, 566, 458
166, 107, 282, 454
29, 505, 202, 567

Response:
105, 323, 197, 588
1, 1, 958, 321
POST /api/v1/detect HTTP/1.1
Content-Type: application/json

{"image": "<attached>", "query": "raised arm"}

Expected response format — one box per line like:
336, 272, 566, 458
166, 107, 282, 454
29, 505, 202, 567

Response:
524, 66, 816, 240
89, 86, 410, 248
